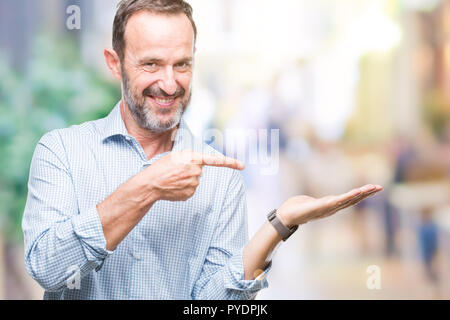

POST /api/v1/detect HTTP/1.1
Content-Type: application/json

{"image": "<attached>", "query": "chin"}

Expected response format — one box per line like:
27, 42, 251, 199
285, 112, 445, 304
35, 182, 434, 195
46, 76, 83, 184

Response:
145, 115, 181, 133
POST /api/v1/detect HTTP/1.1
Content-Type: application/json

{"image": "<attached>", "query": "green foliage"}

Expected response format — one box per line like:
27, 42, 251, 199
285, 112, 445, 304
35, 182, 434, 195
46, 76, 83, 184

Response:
0, 34, 121, 243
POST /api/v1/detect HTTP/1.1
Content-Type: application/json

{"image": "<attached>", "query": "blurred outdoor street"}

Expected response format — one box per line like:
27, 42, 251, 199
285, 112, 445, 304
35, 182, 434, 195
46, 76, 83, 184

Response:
0, 0, 449, 299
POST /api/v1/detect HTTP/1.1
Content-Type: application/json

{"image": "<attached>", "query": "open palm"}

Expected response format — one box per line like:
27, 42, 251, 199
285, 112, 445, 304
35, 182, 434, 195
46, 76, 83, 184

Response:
277, 184, 383, 227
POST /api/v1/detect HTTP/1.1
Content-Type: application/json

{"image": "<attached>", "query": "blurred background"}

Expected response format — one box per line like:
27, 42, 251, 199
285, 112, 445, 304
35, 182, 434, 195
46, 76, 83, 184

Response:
0, 0, 449, 299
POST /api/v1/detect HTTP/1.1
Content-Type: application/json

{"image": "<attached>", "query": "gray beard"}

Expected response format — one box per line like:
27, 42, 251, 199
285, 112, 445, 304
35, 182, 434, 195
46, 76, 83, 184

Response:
122, 72, 190, 134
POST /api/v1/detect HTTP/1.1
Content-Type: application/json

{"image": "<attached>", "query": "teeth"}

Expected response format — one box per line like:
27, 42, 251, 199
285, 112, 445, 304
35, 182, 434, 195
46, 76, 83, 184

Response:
154, 97, 174, 104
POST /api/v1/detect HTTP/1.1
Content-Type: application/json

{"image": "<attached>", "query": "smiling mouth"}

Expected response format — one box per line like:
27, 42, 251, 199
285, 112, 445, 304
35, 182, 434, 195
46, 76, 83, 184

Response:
148, 95, 177, 108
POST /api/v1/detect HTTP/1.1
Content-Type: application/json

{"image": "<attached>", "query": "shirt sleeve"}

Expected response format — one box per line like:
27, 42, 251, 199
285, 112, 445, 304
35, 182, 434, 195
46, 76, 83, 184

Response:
191, 169, 271, 300
22, 130, 113, 292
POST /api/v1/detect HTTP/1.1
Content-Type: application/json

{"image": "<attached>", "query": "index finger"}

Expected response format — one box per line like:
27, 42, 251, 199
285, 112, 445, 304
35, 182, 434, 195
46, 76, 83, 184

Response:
192, 153, 245, 170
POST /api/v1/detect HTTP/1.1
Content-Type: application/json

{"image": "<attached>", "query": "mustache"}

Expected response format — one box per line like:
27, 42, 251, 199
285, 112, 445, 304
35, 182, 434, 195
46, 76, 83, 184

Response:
143, 86, 185, 99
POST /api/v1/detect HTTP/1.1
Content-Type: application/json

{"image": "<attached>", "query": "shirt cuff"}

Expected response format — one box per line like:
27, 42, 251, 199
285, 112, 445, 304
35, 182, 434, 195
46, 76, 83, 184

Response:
71, 205, 114, 268
224, 247, 271, 294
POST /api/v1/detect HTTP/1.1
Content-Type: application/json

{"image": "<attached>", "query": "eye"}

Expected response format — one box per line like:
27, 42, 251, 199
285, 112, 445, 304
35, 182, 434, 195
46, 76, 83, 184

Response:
143, 62, 158, 72
175, 62, 191, 71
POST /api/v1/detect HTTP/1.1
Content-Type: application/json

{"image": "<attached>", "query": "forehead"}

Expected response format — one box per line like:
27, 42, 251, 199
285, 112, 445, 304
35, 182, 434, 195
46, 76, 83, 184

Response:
124, 11, 194, 61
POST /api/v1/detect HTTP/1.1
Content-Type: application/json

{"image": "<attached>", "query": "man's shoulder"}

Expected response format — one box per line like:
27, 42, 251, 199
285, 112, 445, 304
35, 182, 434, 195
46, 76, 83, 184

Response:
38, 116, 109, 147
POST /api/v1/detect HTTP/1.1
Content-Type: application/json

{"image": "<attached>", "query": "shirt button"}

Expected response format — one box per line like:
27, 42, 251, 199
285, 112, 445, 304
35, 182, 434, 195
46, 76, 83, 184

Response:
125, 136, 131, 142
133, 251, 141, 260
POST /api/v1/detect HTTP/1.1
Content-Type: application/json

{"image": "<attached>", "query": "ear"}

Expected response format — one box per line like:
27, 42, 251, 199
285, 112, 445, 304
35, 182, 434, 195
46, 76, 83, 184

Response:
104, 48, 122, 81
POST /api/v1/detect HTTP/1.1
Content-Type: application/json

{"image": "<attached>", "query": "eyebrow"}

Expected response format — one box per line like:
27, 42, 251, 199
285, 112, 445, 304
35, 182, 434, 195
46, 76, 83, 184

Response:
138, 56, 193, 65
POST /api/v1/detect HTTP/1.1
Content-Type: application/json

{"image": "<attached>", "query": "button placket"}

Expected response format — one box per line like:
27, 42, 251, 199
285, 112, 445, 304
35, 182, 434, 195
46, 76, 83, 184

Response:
131, 224, 142, 261
133, 251, 141, 260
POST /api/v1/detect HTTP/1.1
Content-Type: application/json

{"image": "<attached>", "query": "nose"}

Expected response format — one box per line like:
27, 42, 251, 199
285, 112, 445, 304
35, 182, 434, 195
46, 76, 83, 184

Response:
158, 66, 178, 96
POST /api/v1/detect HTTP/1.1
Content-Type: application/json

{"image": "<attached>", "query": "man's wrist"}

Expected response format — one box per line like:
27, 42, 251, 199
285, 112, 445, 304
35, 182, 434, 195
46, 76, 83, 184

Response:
111, 171, 160, 210
140, 182, 160, 207
276, 209, 295, 229
136, 170, 161, 205
267, 209, 298, 241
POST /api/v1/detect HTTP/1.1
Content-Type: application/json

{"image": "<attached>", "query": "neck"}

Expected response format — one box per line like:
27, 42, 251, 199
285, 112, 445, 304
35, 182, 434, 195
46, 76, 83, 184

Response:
120, 100, 178, 160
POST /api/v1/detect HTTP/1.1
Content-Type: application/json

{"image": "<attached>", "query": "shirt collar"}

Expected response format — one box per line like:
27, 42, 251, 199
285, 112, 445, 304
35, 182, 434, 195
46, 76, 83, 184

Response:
101, 100, 194, 152
101, 101, 129, 141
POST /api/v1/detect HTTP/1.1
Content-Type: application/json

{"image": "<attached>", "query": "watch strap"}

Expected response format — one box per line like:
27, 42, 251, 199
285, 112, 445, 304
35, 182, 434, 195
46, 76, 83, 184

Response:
267, 209, 298, 241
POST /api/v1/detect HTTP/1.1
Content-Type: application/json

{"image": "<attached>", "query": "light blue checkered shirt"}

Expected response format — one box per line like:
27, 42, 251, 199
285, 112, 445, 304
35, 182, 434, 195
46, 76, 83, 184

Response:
22, 101, 271, 300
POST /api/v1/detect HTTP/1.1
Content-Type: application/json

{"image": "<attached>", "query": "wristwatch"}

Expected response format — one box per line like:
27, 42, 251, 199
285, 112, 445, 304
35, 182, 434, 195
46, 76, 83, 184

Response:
267, 209, 298, 241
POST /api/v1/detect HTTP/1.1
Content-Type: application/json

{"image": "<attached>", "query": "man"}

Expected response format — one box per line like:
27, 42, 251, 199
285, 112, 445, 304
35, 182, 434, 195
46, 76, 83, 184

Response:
22, 0, 382, 300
